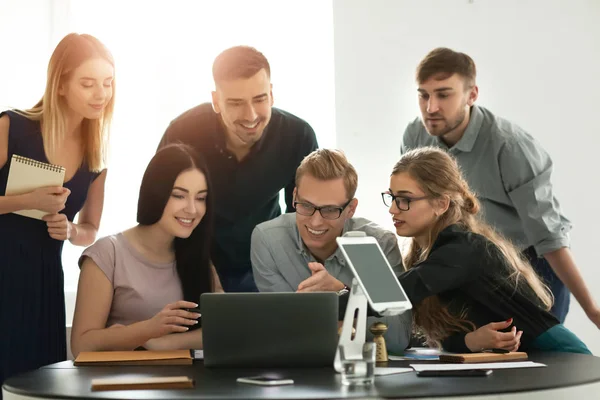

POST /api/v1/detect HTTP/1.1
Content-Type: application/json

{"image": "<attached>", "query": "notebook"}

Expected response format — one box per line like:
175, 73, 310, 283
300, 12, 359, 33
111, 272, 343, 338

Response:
73, 350, 193, 366
91, 376, 194, 391
438, 351, 528, 363
4, 154, 66, 220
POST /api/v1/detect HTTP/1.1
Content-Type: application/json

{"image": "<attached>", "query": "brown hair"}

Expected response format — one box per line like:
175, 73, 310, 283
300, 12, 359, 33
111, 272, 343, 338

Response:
392, 147, 552, 347
416, 47, 476, 87
17, 33, 115, 171
295, 149, 358, 200
212, 46, 270, 84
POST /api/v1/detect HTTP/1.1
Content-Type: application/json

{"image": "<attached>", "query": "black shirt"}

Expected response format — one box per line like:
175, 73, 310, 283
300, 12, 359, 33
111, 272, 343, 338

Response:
398, 224, 559, 352
158, 103, 318, 287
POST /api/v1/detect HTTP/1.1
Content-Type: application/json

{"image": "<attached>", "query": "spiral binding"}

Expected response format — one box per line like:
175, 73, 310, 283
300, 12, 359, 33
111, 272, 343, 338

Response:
12, 155, 66, 173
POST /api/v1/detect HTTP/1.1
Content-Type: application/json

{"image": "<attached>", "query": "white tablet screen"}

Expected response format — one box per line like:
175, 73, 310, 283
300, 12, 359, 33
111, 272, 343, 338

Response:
340, 243, 408, 303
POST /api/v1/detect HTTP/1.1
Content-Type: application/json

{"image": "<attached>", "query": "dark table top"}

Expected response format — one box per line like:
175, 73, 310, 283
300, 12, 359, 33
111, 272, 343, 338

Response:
3, 352, 600, 399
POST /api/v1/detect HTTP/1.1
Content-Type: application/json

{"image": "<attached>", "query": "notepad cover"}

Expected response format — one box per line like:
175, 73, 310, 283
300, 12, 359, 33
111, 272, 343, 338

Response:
91, 376, 194, 391
439, 351, 528, 363
74, 350, 193, 366
4, 154, 66, 220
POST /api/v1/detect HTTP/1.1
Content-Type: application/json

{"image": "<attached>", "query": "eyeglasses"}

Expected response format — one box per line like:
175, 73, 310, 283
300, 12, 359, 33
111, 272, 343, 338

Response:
381, 192, 429, 211
294, 199, 352, 220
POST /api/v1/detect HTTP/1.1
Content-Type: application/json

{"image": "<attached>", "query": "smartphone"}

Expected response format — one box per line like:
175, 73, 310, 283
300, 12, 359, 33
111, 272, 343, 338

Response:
417, 369, 492, 377
236, 376, 294, 386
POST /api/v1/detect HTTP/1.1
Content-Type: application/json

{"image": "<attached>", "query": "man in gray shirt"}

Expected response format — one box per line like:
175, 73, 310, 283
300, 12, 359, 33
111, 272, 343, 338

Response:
401, 47, 600, 328
251, 149, 412, 352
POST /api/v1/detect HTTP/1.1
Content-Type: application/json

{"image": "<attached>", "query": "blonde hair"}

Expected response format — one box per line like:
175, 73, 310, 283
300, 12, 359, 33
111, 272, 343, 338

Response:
16, 33, 115, 171
295, 149, 358, 199
392, 147, 552, 347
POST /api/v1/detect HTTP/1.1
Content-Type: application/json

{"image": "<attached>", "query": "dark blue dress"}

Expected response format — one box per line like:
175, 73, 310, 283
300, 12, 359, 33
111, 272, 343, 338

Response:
0, 111, 101, 391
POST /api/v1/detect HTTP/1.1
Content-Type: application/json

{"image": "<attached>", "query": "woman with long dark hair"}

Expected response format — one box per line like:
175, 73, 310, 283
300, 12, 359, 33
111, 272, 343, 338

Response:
71, 144, 221, 357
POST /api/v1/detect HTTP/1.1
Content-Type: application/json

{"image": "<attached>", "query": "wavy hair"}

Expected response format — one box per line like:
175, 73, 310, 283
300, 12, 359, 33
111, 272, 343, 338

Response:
393, 147, 552, 347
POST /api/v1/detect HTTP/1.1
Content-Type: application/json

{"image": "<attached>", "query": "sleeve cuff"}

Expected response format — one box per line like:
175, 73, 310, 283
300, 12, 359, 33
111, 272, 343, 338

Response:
534, 237, 570, 256
441, 332, 472, 353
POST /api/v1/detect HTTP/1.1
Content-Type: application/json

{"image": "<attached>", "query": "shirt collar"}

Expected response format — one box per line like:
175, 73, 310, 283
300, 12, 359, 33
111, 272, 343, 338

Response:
438, 105, 484, 153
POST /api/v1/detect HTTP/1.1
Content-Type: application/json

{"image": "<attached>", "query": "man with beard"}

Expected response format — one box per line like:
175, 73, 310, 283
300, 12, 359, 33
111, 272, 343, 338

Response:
158, 46, 318, 292
400, 47, 600, 329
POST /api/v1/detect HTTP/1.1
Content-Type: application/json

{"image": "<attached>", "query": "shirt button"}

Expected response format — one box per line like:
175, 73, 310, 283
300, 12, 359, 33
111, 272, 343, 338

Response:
340, 259, 345, 264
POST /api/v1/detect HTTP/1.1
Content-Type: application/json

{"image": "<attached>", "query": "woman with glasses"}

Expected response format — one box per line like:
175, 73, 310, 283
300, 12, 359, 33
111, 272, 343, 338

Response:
382, 147, 590, 354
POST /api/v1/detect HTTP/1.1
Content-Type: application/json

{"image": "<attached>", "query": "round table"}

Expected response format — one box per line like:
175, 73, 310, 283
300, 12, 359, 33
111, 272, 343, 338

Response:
3, 352, 600, 399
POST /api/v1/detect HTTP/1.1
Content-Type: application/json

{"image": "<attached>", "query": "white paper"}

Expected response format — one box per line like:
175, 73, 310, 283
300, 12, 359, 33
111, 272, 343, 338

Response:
374, 367, 413, 376
193, 350, 203, 359
411, 361, 546, 371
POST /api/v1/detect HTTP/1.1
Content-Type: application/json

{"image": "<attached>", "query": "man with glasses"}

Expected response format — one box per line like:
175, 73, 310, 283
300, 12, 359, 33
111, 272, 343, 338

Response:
250, 149, 412, 351
400, 47, 600, 327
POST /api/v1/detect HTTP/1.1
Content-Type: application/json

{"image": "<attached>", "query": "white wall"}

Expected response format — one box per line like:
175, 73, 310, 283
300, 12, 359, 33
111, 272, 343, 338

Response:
0, 0, 54, 110
333, 0, 600, 354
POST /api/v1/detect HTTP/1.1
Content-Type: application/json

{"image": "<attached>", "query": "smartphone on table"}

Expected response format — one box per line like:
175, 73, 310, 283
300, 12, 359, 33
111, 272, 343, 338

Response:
417, 369, 493, 377
236, 376, 294, 386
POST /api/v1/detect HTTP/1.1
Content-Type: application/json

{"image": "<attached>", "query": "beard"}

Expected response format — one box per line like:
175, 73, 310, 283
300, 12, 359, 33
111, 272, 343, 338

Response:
219, 115, 268, 148
232, 117, 267, 145
423, 106, 467, 137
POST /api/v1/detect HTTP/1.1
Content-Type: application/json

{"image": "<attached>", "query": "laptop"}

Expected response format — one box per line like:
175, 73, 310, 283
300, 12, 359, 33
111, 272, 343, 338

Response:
201, 292, 339, 367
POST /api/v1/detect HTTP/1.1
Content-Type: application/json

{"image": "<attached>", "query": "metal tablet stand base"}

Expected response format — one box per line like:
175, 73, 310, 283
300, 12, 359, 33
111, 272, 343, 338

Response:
334, 278, 409, 372
334, 277, 369, 372
333, 232, 409, 372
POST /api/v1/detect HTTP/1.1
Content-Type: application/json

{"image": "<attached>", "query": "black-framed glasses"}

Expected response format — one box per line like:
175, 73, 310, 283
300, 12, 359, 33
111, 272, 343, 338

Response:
294, 199, 353, 220
381, 192, 429, 211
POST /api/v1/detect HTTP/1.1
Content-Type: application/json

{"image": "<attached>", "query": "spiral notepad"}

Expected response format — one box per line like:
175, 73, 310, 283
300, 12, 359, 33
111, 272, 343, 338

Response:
5, 154, 66, 220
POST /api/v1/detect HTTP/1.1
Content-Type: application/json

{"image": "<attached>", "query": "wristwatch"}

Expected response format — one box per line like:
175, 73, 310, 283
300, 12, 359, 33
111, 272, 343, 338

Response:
336, 284, 350, 296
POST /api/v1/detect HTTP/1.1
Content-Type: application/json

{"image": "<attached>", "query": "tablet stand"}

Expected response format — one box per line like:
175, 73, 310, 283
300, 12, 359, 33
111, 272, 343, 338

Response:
334, 231, 409, 372
334, 278, 409, 371
334, 277, 369, 372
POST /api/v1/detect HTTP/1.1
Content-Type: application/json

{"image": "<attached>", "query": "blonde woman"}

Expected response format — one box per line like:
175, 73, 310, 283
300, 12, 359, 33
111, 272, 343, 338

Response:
384, 147, 590, 354
0, 33, 115, 386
